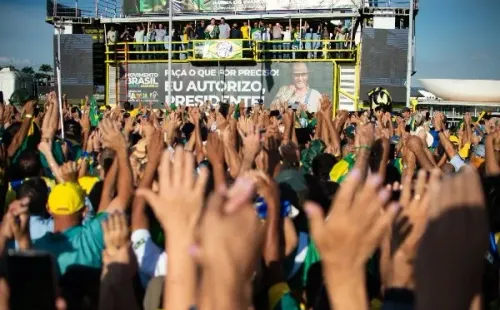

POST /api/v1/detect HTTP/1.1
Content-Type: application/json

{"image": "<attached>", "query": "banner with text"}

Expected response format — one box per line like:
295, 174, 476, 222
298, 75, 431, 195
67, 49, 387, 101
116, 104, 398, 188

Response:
125, 62, 334, 108
123, 0, 361, 14
193, 40, 243, 60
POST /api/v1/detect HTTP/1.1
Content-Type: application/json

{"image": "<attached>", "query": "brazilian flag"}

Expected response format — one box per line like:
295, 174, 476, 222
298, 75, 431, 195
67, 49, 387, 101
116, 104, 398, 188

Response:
89, 97, 101, 127
329, 153, 356, 183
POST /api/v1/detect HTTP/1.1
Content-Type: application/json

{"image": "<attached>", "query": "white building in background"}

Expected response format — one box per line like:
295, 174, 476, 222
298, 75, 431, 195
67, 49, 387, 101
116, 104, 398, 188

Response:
415, 79, 500, 124
0, 68, 37, 104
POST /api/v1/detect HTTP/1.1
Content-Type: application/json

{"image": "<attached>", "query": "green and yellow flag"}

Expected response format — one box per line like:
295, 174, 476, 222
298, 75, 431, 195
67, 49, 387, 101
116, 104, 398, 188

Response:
329, 153, 356, 183
89, 97, 100, 127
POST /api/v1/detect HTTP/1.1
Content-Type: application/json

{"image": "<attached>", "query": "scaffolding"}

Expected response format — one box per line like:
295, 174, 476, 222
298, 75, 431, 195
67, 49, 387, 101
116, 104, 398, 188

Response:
46, 0, 122, 23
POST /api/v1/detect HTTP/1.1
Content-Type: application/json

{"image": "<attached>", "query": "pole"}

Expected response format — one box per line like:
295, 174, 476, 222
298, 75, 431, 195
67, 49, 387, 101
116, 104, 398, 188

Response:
167, 0, 173, 106
406, 0, 414, 108
56, 21, 65, 139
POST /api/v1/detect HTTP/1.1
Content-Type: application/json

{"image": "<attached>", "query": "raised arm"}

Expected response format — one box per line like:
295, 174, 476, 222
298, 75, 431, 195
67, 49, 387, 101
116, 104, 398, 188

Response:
99, 119, 133, 212
8, 100, 35, 158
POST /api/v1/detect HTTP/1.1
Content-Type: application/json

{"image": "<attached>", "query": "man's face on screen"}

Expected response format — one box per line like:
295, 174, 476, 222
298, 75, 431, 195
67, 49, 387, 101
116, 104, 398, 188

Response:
293, 72, 308, 89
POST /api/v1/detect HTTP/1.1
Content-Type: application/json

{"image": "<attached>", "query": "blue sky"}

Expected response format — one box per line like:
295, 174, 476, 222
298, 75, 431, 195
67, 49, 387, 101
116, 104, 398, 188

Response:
0, 0, 499, 84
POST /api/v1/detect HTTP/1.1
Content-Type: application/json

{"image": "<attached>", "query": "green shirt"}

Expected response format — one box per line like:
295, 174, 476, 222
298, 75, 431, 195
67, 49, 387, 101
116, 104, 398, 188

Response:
33, 213, 108, 275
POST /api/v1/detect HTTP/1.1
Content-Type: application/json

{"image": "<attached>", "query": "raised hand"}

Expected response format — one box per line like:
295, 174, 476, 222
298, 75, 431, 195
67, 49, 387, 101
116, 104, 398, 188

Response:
42, 96, 59, 141
306, 170, 397, 271
99, 119, 127, 151
193, 177, 264, 309
238, 121, 261, 160
205, 132, 225, 166
5, 198, 31, 248
102, 212, 132, 272
305, 170, 398, 309
380, 169, 440, 289
136, 146, 209, 238
415, 167, 487, 310
355, 122, 375, 148
59, 161, 79, 183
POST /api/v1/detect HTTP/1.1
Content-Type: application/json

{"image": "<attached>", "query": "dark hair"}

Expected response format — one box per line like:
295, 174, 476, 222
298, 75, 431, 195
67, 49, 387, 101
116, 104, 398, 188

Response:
87, 181, 103, 211
182, 123, 195, 140
312, 153, 337, 181
2, 122, 21, 148
99, 148, 116, 176
123, 101, 132, 111
64, 119, 82, 141
14, 150, 42, 179
16, 177, 49, 218
71, 106, 82, 119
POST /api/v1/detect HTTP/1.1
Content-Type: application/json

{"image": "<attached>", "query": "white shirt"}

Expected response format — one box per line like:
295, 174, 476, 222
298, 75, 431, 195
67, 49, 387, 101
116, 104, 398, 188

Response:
155, 28, 166, 42
134, 30, 145, 43
283, 30, 291, 41
131, 229, 167, 287
107, 30, 117, 44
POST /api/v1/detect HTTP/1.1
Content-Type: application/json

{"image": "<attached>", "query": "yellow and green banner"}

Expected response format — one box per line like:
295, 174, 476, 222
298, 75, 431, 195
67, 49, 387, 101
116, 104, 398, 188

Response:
193, 40, 243, 60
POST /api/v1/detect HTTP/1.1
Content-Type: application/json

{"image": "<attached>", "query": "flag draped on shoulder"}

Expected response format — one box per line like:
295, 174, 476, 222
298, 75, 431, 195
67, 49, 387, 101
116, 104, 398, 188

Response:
329, 153, 356, 183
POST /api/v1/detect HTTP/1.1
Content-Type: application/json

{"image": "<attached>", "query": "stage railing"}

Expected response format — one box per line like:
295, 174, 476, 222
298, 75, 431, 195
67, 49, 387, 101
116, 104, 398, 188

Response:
105, 39, 357, 63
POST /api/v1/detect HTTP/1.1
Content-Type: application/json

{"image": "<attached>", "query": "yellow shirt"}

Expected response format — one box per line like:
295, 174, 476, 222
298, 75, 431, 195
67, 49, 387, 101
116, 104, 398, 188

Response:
130, 108, 140, 117
241, 25, 249, 39
459, 142, 471, 159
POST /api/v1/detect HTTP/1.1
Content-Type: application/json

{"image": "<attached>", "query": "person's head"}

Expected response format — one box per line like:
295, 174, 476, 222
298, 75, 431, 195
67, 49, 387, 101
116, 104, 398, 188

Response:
200, 20, 205, 26
280, 141, 300, 168
253, 21, 258, 27
243, 21, 247, 26
71, 106, 81, 120
220, 17, 226, 24
232, 23, 238, 28
48, 182, 88, 227
291, 63, 310, 90
110, 26, 115, 31
159, 23, 164, 29
123, 101, 132, 111
16, 177, 49, 218
64, 119, 82, 142
312, 153, 337, 181
401, 107, 411, 119
210, 18, 216, 25
14, 150, 42, 179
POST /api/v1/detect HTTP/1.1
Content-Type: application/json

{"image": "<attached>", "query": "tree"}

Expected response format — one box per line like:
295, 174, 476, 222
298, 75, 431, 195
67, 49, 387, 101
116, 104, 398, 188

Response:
37, 64, 54, 85
39, 64, 53, 75
21, 66, 35, 76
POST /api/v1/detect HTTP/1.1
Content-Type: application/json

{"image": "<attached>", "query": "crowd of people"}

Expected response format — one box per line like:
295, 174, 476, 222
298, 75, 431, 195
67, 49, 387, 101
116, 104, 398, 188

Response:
0, 88, 500, 310
106, 18, 353, 60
